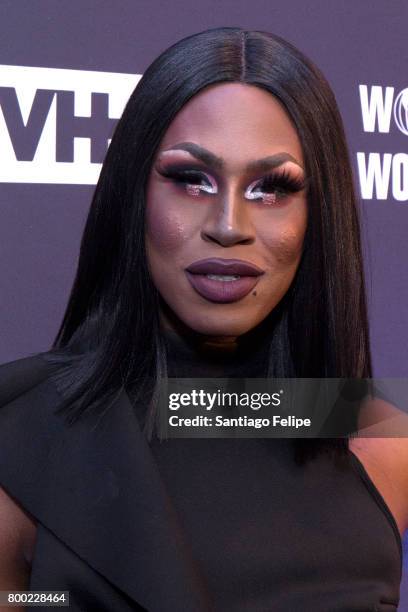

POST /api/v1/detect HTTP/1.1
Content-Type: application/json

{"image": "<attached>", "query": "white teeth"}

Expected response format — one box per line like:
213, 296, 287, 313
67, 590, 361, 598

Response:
206, 274, 241, 281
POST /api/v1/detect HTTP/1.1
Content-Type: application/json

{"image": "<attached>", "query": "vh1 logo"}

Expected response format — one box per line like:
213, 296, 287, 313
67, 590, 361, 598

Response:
0, 65, 141, 184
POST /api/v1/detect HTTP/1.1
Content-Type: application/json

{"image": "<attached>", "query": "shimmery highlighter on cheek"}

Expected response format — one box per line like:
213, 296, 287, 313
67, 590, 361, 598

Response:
275, 230, 305, 264
263, 227, 306, 266
146, 208, 187, 254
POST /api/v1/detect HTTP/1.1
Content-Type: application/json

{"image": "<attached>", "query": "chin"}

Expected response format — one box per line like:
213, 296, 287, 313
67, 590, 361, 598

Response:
180, 311, 262, 339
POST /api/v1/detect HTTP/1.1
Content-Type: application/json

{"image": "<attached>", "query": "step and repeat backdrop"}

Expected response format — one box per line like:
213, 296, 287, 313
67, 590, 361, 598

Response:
0, 0, 407, 602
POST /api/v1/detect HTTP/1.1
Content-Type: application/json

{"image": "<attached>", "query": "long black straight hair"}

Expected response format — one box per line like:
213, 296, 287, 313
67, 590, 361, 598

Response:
44, 27, 372, 463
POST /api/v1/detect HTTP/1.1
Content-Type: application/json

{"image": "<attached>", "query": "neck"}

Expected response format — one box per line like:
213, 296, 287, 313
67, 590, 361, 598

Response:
158, 301, 239, 353
159, 304, 272, 379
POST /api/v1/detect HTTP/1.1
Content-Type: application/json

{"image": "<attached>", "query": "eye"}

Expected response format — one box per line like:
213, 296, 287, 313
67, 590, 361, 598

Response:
157, 166, 218, 197
245, 170, 306, 205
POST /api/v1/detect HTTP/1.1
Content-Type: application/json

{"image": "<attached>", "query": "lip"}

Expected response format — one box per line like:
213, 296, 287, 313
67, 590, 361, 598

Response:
185, 258, 265, 303
185, 258, 265, 276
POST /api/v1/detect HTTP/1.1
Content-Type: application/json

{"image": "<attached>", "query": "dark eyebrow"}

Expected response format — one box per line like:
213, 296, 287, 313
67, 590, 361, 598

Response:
163, 142, 303, 172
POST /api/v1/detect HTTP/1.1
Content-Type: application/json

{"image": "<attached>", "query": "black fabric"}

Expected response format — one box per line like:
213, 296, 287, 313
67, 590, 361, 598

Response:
162, 325, 271, 378
0, 341, 402, 611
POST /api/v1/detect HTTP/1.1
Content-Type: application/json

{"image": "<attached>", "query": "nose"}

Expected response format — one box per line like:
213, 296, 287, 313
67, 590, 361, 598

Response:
200, 186, 255, 247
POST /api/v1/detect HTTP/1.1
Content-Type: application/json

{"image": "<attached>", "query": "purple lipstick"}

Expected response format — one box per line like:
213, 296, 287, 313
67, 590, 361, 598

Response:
185, 258, 264, 303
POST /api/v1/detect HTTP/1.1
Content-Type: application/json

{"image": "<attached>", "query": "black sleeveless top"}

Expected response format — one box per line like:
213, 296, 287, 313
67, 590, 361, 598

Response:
143, 330, 403, 611
0, 337, 402, 612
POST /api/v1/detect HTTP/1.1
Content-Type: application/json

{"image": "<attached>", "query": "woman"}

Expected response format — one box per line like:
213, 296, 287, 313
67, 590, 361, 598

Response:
0, 27, 406, 611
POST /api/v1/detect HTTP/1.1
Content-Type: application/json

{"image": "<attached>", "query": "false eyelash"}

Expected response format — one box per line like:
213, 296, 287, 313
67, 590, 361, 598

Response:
157, 166, 209, 185
259, 169, 306, 194
157, 164, 307, 196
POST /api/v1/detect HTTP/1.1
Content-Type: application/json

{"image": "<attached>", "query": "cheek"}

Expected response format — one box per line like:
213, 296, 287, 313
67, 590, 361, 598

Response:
260, 201, 308, 268
268, 228, 305, 266
145, 185, 189, 255
258, 214, 306, 268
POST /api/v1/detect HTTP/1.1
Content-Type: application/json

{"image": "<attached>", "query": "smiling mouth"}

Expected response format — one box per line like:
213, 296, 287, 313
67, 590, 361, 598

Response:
184, 258, 264, 303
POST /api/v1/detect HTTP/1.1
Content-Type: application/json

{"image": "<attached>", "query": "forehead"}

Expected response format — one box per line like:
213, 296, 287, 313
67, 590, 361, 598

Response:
158, 82, 304, 167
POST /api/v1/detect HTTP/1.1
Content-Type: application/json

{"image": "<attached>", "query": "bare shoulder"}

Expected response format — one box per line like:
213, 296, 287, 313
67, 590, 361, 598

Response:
345, 384, 408, 535
349, 436, 408, 480
351, 395, 408, 483
0, 485, 37, 588
349, 435, 408, 537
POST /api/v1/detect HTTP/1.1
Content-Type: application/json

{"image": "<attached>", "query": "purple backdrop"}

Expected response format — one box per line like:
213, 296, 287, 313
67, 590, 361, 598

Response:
0, 0, 407, 606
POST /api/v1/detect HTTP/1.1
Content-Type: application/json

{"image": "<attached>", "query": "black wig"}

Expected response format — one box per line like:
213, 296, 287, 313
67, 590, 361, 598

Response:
43, 27, 372, 463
